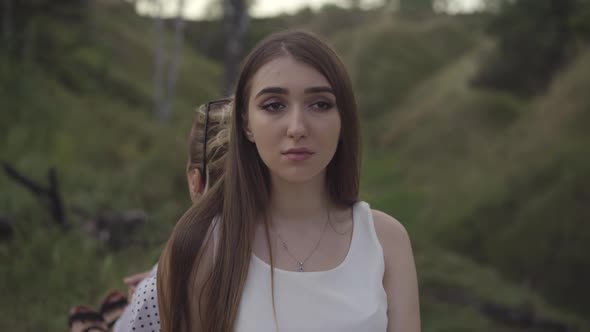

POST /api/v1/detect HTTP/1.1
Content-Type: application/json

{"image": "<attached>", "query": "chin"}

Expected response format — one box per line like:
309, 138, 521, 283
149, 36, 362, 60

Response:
272, 167, 326, 185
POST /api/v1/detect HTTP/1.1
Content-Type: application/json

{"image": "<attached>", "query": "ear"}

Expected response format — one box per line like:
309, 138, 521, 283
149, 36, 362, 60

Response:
244, 128, 255, 142
187, 168, 204, 202
242, 111, 255, 143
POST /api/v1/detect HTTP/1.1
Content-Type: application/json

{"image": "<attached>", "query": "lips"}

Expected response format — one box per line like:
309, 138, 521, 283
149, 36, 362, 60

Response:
282, 148, 314, 161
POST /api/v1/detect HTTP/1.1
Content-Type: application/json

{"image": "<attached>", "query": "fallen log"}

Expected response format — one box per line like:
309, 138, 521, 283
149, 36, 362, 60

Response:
2, 162, 67, 228
424, 285, 578, 332
83, 209, 147, 250
0, 216, 15, 241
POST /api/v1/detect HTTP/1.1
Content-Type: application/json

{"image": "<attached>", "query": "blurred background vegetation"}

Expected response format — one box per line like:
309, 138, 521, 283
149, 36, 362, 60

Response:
1, 0, 589, 331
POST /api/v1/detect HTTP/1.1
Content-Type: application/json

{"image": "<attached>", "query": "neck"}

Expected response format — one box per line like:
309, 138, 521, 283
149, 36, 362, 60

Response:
268, 171, 331, 225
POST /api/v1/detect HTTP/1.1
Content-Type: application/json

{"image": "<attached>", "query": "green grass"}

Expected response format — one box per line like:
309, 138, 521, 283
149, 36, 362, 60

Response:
360, 148, 423, 234
370, 38, 590, 317
333, 15, 479, 121
0, 3, 220, 329
416, 244, 589, 332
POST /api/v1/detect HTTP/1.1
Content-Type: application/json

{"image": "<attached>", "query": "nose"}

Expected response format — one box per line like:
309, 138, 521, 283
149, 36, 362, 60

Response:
286, 105, 307, 141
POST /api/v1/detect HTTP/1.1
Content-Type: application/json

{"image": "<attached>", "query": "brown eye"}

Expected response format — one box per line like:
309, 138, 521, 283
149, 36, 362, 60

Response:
311, 101, 334, 111
261, 102, 285, 112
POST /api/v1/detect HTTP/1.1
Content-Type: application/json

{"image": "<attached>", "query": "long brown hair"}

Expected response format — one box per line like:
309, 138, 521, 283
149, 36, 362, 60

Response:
158, 30, 361, 332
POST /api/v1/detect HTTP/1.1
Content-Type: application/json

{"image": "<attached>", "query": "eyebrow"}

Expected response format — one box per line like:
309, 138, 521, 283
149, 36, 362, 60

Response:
305, 86, 335, 95
254, 86, 335, 99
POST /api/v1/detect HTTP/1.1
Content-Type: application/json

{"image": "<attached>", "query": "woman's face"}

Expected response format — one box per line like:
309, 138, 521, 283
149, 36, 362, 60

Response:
245, 56, 341, 184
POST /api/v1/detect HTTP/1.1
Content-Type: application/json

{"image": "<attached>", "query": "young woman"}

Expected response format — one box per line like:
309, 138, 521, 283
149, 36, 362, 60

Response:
133, 30, 420, 332
68, 99, 232, 332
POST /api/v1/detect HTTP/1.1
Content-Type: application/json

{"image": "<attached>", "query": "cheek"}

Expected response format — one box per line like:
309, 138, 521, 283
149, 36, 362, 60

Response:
248, 112, 271, 141
246, 107, 262, 141
247, 112, 280, 165
321, 113, 342, 147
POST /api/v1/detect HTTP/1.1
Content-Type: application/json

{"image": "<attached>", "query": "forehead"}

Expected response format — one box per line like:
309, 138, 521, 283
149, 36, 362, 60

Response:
249, 56, 331, 96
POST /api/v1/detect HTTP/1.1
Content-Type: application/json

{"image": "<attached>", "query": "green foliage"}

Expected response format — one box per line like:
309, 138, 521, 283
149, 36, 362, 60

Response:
0, 3, 221, 329
571, 1, 590, 45
438, 50, 590, 317
417, 244, 589, 332
377, 41, 590, 317
4, 0, 90, 58
184, 5, 376, 66
338, 6, 590, 320
0, 207, 162, 331
333, 17, 478, 120
399, 0, 435, 15
360, 150, 423, 234
473, 0, 590, 95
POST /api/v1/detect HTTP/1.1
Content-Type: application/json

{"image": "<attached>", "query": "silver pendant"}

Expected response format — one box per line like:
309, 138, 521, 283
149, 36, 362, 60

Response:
298, 262, 304, 272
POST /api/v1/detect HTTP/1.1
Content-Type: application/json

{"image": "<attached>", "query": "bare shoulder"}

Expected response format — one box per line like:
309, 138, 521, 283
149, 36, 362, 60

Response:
371, 209, 411, 250
371, 210, 421, 331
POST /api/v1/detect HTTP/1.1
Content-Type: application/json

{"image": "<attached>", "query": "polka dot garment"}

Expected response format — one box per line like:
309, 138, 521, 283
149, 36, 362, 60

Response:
128, 275, 161, 332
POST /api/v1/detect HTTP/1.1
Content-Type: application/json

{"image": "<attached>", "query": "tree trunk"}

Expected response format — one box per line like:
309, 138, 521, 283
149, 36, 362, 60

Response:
162, 0, 186, 120
223, 0, 249, 95
2, 0, 13, 50
152, 0, 167, 121
1, 162, 67, 229
399, 0, 433, 14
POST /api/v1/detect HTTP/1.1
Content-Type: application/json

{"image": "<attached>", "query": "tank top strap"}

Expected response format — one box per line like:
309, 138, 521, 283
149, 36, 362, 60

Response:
347, 201, 385, 273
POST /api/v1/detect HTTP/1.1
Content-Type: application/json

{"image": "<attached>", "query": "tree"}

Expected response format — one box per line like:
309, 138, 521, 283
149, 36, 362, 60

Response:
1, 0, 89, 59
399, 0, 434, 14
150, 0, 188, 122
347, 0, 362, 10
2, 0, 13, 50
473, 0, 580, 95
152, 0, 166, 121
222, 0, 249, 94
163, 0, 187, 121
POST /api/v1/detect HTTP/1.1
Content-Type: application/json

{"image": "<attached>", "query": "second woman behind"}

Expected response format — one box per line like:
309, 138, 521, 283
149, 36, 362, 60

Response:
114, 98, 232, 332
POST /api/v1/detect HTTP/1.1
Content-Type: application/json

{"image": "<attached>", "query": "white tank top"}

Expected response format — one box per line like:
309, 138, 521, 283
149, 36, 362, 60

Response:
234, 201, 388, 332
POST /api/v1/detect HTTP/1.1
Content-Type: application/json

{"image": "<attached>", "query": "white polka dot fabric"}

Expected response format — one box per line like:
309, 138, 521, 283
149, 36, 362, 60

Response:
115, 218, 219, 332
127, 275, 161, 332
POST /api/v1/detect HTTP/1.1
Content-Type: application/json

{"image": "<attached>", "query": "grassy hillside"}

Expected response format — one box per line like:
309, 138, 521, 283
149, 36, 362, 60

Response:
360, 28, 590, 317
334, 15, 479, 121
340, 11, 589, 327
0, 2, 221, 330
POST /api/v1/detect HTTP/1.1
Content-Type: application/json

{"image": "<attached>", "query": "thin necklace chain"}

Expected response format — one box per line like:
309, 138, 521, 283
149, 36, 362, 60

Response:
328, 210, 352, 235
272, 209, 330, 272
